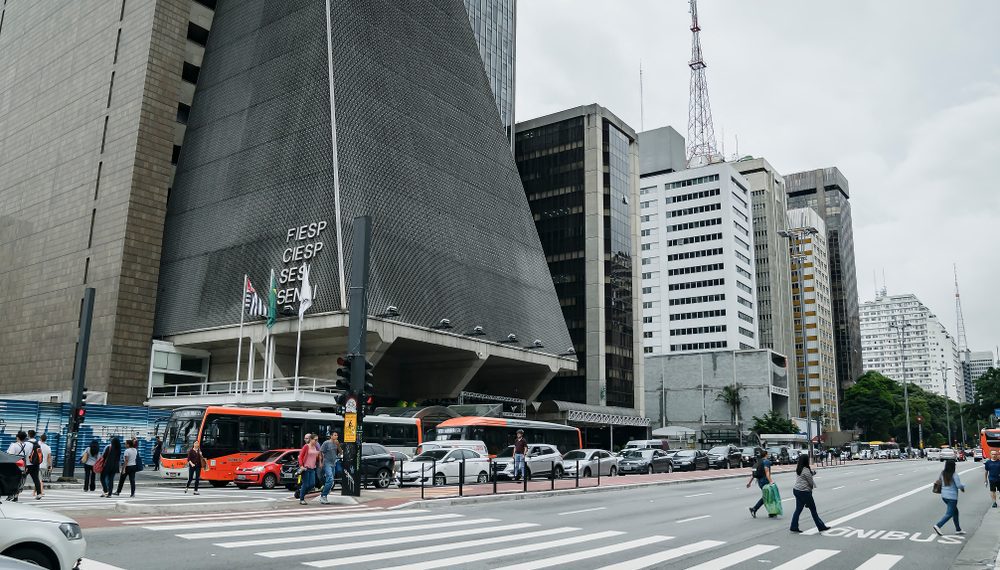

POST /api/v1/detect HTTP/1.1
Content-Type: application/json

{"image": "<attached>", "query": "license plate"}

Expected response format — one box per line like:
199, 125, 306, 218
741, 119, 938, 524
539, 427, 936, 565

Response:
166, 472, 178, 478
236, 475, 247, 480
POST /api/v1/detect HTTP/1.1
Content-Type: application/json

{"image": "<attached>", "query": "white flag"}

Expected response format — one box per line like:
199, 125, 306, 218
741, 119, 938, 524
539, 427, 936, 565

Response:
298, 263, 314, 318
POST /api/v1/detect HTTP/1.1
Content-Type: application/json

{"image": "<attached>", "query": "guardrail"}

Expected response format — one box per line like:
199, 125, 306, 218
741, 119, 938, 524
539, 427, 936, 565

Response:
149, 376, 340, 398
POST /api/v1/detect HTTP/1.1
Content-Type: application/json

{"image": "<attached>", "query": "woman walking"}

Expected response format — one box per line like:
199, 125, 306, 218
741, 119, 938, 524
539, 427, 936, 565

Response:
933, 459, 966, 535
790, 454, 830, 533
297, 434, 321, 505
747, 450, 777, 518
81, 439, 99, 492
185, 441, 206, 495
99, 437, 121, 498
114, 439, 139, 497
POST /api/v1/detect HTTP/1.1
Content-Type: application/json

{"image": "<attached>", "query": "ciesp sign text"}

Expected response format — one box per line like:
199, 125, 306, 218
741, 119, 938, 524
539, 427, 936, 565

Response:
276, 220, 327, 306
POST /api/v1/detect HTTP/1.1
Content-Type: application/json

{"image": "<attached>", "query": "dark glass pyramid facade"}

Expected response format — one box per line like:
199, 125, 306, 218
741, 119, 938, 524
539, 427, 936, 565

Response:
154, 0, 572, 355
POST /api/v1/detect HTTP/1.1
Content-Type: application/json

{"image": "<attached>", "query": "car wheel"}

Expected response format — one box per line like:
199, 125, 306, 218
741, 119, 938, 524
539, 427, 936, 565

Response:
433, 473, 446, 486
209, 480, 228, 488
262, 473, 278, 490
477, 471, 489, 483
666, 463, 673, 473
375, 468, 391, 489
236, 484, 250, 490
583, 467, 592, 478
609, 466, 617, 477
3, 545, 56, 570
646, 465, 653, 475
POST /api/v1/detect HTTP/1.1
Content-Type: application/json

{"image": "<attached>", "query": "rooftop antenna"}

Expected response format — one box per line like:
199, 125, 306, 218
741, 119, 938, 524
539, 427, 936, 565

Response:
686, 0, 720, 167
639, 59, 645, 132
954, 264, 968, 352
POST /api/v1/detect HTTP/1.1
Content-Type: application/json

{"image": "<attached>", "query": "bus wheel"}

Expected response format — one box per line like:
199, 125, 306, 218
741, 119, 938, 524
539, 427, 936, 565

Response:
262, 474, 277, 489
209, 481, 229, 488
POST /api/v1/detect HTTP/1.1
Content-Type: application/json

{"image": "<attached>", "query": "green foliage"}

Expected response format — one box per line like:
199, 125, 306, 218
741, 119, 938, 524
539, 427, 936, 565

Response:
716, 383, 745, 424
840, 371, 899, 439
751, 410, 798, 434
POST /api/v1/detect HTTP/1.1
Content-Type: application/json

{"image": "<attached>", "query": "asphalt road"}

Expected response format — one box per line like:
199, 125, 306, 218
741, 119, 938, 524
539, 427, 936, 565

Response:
74, 459, 995, 570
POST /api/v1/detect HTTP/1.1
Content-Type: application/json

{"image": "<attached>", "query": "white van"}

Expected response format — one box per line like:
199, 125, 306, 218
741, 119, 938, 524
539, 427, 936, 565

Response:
623, 439, 669, 452
415, 440, 488, 456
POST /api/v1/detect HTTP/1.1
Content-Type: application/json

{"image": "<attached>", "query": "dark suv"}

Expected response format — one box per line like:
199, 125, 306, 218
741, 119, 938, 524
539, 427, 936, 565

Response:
706, 445, 742, 469
282, 442, 395, 491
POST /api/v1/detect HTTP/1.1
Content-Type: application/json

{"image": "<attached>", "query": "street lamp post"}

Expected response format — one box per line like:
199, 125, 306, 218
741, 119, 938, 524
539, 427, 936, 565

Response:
940, 363, 952, 446
779, 227, 819, 459
889, 320, 913, 454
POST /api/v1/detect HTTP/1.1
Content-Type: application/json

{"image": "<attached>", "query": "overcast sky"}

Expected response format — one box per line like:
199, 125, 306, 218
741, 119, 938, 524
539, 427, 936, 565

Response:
516, 0, 1000, 359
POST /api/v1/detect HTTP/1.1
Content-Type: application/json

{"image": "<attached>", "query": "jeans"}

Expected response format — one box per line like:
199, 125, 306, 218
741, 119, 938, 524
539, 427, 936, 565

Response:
186, 466, 201, 492
791, 488, 826, 530
936, 498, 961, 531
321, 462, 339, 497
299, 468, 317, 501
25, 465, 42, 495
752, 478, 768, 512
513, 454, 525, 479
83, 465, 96, 491
116, 466, 137, 496
101, 469, 116, 495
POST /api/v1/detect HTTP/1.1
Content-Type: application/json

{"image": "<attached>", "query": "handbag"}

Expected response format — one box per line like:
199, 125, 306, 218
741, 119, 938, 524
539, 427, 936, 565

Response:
94, 456, 105, 474
932, 477, 942, 494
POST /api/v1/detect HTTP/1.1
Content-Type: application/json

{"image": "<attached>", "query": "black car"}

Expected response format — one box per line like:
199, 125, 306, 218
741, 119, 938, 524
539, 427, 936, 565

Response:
740, 446, 763, 467
617, 449, 674, 475
0, 452, 25, 498
766, 446, 792, 465
282, 442, 396, 491
671, 449, 710, 471
706, 445, 742, 469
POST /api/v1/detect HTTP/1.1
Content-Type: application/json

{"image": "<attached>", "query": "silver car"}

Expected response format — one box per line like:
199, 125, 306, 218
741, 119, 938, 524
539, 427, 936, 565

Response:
0, 501, 86, 570
563, 449, 618, 477
496, 444, 564, 480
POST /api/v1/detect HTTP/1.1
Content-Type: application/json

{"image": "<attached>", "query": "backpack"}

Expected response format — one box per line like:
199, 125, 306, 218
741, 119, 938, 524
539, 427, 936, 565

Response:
753, 459, 766, 480
29, 444, 42, 467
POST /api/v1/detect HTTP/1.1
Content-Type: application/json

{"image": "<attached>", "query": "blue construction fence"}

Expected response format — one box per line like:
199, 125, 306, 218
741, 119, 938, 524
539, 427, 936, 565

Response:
0, 399, 172, 468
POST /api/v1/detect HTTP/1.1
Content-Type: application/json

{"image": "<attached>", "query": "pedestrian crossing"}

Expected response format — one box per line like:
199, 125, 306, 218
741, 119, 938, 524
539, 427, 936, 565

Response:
116, 505, 912, 569
14, 486, 295, 511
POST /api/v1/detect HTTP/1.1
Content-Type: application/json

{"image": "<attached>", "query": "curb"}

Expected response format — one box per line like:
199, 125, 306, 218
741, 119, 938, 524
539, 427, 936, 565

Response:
389, 459, 897, 510
954, 505, 1000, 568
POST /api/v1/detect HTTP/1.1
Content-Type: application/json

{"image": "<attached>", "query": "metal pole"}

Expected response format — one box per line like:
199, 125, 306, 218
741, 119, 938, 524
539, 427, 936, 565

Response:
893, 322, 913, 454
341, 216, 372, 497
61, 287, 95, 480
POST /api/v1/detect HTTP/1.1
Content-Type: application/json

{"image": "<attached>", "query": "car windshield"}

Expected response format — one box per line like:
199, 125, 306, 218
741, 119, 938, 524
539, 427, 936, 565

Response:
251, 450, 284, 463
675, 450, 696, 458
563, 451, 588, 460
412, 450, 449, 462
708, 447, 728, 454
496, 446, 514, 458
741, 447, 755, 454
622, 449, 653, 459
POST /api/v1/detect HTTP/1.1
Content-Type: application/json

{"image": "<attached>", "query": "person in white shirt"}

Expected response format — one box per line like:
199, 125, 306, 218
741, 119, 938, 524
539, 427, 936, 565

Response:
114, 439, 139, 498
38, 434, 53, 483
4, 431, 37, 501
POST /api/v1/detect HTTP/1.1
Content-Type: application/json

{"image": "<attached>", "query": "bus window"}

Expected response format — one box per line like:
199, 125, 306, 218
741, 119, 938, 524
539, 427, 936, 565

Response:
162, 411, 203, 457
366, 422, 384, 444
279, 419, 304, 449
201, 415, 239, 458
239, 417, 275, 452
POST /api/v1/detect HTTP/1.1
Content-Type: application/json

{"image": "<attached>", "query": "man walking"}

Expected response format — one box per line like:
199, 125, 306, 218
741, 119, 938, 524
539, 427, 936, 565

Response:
319, 432, 342, 504
984, 450, 1000, 508
747, 449, 775, 518
513, 430, 527, 481
38, 434, 53, 483
24, 430, 43, 499
152, 436, 163, 471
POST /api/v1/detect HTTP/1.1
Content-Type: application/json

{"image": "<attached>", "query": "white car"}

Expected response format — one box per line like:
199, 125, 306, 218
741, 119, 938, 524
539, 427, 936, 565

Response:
0, 501, 86, 570
562, 449, 618, 477
939, 447, 957, 461
398, 448, 491, 486
926, 448, 942, 461
495, 444, 564, 480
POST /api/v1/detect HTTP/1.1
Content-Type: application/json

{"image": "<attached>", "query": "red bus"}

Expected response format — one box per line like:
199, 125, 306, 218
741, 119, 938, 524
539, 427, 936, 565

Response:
980, 428, 1000, 458
433, 417, 582, 456
159, 406, 421, 484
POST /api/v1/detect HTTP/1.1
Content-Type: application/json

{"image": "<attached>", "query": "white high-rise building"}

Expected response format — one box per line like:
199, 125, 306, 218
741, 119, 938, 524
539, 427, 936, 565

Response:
639, 161, 759, 355
859, 291, 963, 400
963, 350, 997, 402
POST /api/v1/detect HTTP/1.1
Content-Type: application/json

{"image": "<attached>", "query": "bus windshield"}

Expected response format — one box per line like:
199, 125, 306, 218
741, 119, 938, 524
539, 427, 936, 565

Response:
162, 410, 203, 457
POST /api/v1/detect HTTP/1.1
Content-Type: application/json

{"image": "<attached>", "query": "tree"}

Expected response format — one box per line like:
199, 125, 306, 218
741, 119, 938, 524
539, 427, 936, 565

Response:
716, 383, 745, 425
973, 368, 1000, 421
840, 371, 899, 438
751, 410, 798, 435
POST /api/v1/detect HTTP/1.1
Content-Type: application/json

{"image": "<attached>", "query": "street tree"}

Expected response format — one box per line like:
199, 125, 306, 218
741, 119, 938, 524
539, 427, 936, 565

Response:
715, 383, 745, 425
751, 410, 797, 434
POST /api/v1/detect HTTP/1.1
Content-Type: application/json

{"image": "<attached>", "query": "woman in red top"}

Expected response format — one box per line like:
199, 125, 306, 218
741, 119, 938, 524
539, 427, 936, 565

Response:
297, 435, 321, 505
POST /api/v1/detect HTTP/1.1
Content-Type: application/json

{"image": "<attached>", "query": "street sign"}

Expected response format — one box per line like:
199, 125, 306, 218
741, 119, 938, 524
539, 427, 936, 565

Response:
344, 412, 358, 443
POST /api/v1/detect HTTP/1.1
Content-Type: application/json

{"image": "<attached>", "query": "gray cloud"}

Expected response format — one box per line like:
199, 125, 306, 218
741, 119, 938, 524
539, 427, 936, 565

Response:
516, 0, 1000, 357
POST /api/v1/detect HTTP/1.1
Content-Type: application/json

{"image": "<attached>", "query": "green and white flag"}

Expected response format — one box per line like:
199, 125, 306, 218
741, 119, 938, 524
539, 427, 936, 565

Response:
266, 269, 277, 328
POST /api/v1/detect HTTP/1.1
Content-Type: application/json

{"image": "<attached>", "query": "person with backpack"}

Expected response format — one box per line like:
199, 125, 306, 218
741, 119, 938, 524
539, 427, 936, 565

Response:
789, 454, 830, 533
5, 431, 33, 501
747, 449, 776, 518
25, 430, 44, 500
81, 439, 100, 492
99, 437, 122, 497
933, 459, 966, 535
115, 439, 139, 497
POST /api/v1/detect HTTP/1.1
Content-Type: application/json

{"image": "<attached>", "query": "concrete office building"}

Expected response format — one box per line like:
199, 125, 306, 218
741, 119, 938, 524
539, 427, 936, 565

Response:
463, 0, 515, 144
859, 292, 962, 400
786, 168, 862, 397
963, 350, 996, 403
515, 105, 645, 416
644, 350, 789, 434
638, 158, 760, 356
786, 208, 839, 430
1, 0, 574, 407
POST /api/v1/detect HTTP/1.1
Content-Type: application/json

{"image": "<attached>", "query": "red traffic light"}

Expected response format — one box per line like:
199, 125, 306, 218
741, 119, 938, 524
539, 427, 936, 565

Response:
337, 356, 349, 367
364, 394, 374, 406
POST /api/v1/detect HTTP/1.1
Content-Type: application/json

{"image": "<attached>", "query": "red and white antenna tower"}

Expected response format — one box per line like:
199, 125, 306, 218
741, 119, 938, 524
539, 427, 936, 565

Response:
954, 264, 968, 352
686, 0, 720, 167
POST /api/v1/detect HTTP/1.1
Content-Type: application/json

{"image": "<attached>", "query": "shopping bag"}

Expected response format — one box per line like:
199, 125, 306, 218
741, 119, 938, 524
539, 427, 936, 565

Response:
763, 483, 783, 516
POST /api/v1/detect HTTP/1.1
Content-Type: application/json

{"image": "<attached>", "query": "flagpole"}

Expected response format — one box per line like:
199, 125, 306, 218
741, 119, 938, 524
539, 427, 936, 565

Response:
236, 274, 247, 394
294, 312, 303, 384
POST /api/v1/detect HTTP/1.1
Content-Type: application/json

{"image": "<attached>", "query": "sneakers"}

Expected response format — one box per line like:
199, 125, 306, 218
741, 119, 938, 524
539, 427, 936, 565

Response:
192, 491, 199, 495
319, 496, 329, 504
932, 525, 942, 536
749, 507, 757, 519
789, 528, 802, 533
299, 499, 307, 505
993, 502, 997, 508
817, 526, 831, 532
956, 529, 966, 535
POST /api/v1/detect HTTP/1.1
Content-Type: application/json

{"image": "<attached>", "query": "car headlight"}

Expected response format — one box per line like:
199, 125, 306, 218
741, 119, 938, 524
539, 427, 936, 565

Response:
252, 466, 266, 472
60, 522, 83, 541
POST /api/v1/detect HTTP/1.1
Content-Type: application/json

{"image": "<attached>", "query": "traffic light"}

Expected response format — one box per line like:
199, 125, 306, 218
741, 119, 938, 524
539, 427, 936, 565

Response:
72, 406, 86, 429
362, 393, 375, 415
336, 355, 352, 391
362, 358, 374, 394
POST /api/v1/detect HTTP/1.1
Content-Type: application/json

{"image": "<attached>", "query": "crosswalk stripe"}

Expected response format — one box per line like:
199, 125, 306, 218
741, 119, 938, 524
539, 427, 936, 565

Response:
855, 554, 904, 570
771, 549, 840, 570
257, 522, 539, 558
388, 530, 625, 570
216, 518, 498, 548
113, 507, 357, 523
303, 527, 580, 568
601, 540, 725, 570
143, 510, 397, 531
685, 544, 780, 570
177, 514, 460, 540
491, 535, 673, 570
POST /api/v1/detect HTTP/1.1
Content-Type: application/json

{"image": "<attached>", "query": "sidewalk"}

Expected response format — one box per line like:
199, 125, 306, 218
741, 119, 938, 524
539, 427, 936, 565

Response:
954, 503, 1000, 568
